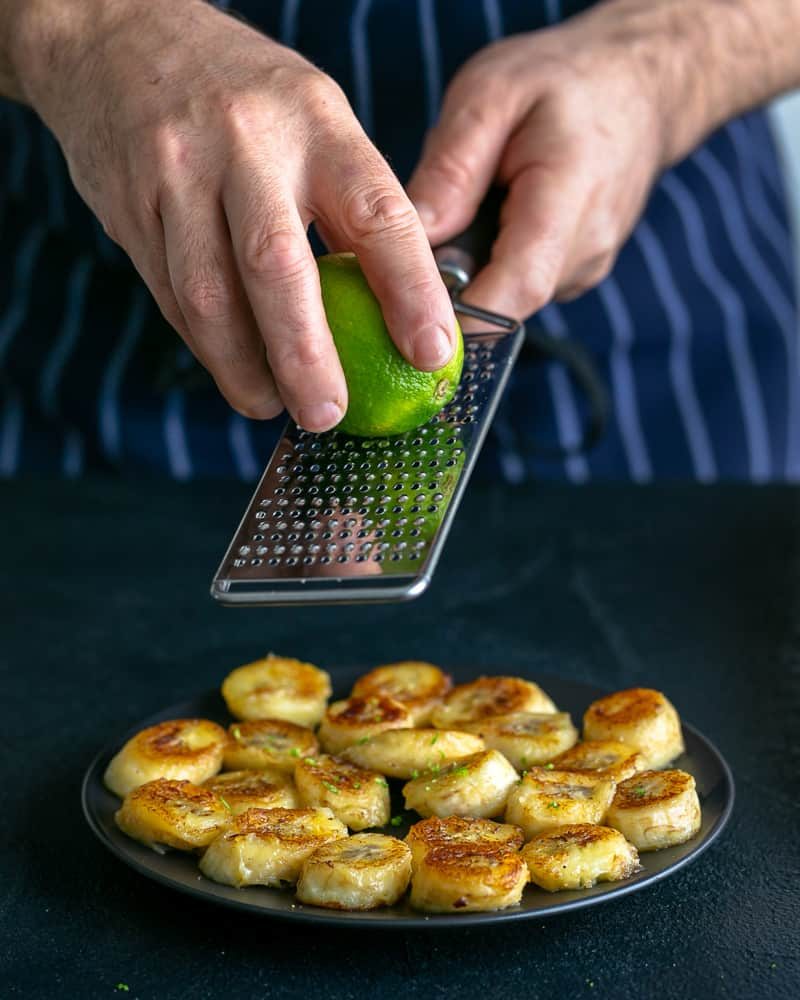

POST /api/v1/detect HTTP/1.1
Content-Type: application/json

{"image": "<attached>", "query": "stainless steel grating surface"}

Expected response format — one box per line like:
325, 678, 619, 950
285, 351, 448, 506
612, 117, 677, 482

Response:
212, 309, 524, 605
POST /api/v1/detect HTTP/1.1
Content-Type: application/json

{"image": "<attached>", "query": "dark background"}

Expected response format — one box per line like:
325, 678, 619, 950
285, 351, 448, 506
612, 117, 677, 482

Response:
2, 480, 798, 999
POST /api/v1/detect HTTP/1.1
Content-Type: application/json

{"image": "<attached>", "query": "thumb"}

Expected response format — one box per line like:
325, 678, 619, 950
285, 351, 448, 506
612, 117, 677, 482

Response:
407, 92, 513, 246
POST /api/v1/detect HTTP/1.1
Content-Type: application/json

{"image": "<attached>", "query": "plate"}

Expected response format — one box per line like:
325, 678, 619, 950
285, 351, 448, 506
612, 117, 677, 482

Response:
82, 671, 734, 928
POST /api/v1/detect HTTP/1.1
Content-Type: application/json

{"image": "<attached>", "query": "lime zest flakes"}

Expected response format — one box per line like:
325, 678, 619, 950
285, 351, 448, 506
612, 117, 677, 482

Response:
115, 987, 130, 994
219, 796, 233, 812
453, 766, 469, 779
352, 781, 362, 790
410, 769, 420, 779
357, 736, 371, 745
547, 801, 560, 810
322, 781, 340, 795
545, 763, 555, 770
289, 747, 301, 757
304, 757, 318, 766
375, 777, 389, 788
390, 815, 403, 827
232, 726, 242, 741
633, 786, 647, 798
430, 734, 439, 745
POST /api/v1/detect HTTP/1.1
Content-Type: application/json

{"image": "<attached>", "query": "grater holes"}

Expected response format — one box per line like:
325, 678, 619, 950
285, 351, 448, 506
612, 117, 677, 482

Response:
253, 533, 264, 541
268, 557, 280, 566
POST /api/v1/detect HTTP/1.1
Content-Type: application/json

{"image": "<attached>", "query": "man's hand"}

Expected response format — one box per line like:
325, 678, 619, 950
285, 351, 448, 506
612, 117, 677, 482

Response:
9, 0, 456, 430
407, 0, 800, 319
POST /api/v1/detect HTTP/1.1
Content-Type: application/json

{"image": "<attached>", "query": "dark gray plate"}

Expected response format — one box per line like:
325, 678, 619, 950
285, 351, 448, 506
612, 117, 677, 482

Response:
82, 670, 734, 928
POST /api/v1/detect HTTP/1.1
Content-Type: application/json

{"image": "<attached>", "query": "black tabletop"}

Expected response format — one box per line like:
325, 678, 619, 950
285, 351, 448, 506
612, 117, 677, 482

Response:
3, 479, 799, 1000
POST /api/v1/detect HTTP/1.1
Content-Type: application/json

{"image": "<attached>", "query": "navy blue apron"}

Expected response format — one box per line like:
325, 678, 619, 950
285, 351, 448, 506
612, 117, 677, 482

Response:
1, 0, 797, 481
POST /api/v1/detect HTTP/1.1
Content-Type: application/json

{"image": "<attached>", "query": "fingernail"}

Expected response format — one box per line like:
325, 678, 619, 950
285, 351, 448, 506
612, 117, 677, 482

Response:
298, 401, 343, 432
414, 202, 437, 229
413, 325, 453, 371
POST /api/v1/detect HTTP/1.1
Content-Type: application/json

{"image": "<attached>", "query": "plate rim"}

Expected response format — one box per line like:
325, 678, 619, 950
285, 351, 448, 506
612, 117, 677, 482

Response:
81, 675, 735, 929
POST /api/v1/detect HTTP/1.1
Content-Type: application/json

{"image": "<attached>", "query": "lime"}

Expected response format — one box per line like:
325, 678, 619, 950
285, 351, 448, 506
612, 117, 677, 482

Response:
317, 253, 464, 437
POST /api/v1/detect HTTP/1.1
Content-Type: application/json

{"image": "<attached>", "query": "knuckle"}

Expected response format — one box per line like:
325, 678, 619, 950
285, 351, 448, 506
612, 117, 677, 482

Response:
272, 336, 328, 373
239, 227, 308, 284
151, 125, 191, 174
175, 273, 230, 325
301, 71, 347, 120
421, 147, 476, 196
341, 186, 415, 243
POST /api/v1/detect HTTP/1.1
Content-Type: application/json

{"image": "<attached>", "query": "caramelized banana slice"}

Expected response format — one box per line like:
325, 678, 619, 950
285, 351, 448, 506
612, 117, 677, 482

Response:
522, 824, 640, 892
504, 767, 616, 840
115, 778, 231, 852
606, 770, 702, 851
583, 688, 684, 769
223, 719, 319, 773
402, 749, 519, 819
341, 728, 484, 779
405, 815, 524, 868
351, 662, 452, 725
410, 844, 528, 913
431, 677, 557, 729
203, 769, 299, 815
221, 654, 332, 726
296, 834, 412, 910
318, 696, 413, 755
104, 719, 227, 798
199, 807, 348, 888
461, 712, 578, 771
552, 740, 645, 783
294, 754, 390, 831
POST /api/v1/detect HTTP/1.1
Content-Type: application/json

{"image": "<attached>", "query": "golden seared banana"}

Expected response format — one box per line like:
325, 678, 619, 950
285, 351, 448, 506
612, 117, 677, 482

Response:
104, 719, 227, 798
583, 688, 684, 769
294, 754, 390, 831
340, 728, 485, 779
115, 778, 231, 852
552, 740, 644, 783
431, 676, 557, 729
461, 712, 578, 771
199, 807, 347, 888
223, 719, 318, 774
405, 815, 524, 868
296, 834, 412, 910
504, 767, 616, 840
402, 749, 519, 819
318, 696, 413, 755
606, 770, 702, 851
522, 824, 640, 892
203, 769, 299, 815
221, 654, 332, 726
350, 662, 452, 725
410, 844, 528, 913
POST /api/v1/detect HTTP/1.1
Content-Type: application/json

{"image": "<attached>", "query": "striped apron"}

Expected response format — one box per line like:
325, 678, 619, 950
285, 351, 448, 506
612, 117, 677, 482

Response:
1, 0, 798, 482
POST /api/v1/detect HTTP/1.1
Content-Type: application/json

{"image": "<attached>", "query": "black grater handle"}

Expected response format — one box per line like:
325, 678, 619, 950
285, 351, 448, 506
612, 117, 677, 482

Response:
433, 186, 505, 295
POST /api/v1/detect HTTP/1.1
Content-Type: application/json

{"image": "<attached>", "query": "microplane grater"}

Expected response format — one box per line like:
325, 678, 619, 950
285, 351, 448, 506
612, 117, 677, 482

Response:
211, 191, 523, 606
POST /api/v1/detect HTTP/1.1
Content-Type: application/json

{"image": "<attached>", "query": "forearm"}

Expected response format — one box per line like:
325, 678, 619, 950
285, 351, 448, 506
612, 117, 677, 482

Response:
579, 0, 800, 166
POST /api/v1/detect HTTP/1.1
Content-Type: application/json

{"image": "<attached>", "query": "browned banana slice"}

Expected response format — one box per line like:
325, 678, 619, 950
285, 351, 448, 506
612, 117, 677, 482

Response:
340, 728, 484, 779
203, 769, 299, 814
552, 740, 645, 783
221, 654, 332, 726
223, 719, 319, 773
351, 662, 452, 725
410, 844, 528, 913
461, 712, 578, 770
104, 719, 227, 798
198, 807, 347, 888
431, 676, 557, 729
296, 834, 412, 910
504, 767, 616, 840
606, 770, 702, 851
522, 824, 640, 892
115, 778, 231, 852
318, 696, 413, 755
405, 815, 524, 868
402, 749, 519, 819
294, 754, 390, 831
583, 688, 684, 769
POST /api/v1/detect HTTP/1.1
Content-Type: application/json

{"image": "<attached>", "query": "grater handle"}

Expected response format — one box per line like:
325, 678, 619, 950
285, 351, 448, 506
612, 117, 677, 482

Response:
434, 187, 504, 296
